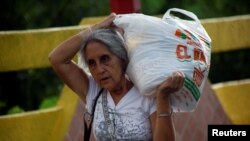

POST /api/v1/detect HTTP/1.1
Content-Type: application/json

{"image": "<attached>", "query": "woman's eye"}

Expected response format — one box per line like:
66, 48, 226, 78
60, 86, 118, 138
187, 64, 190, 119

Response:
101, 55, 110, 64
88, 60, 96, 68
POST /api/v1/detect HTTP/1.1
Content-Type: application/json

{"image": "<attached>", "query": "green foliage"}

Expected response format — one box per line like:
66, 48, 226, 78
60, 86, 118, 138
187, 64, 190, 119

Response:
0, 68, 63, 115
0, 0, 110, 30
141, 0, 250, 19
0, 101, 6, 109
7, 105, 25, 115
39, 96, 58, 109
141, 0, 167, 15
1, 0, 249, 31
180, 0, 250, 19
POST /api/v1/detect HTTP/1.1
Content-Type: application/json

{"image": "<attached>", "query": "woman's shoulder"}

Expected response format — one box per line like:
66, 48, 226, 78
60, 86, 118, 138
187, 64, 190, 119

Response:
87, 75, 101, 94
85, 76, 102, 112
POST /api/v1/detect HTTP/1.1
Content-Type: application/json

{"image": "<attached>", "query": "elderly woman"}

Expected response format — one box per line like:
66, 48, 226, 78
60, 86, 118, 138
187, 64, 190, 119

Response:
49, 13, 184, 141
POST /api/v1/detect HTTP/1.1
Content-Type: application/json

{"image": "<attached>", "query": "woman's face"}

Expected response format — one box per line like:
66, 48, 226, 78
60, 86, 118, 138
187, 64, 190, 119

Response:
85, 41, 124, 90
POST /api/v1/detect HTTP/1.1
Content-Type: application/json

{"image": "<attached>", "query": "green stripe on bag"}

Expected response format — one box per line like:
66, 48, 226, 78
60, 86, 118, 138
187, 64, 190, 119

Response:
184, 78, 200, 101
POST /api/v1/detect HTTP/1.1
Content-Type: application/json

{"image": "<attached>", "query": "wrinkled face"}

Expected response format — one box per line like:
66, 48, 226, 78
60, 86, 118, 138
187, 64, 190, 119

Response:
85, 41, 124, 90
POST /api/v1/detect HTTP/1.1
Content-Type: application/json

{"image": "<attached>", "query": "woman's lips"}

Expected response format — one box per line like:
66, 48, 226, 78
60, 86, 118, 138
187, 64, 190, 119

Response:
100, 77, 110, 83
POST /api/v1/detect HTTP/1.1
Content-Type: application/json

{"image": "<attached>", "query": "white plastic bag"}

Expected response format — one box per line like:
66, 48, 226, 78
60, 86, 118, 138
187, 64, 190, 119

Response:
113, 8, 211, 112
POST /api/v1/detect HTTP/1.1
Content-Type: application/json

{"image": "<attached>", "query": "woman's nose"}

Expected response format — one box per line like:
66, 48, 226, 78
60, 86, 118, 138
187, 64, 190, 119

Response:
96, 63, 105, 73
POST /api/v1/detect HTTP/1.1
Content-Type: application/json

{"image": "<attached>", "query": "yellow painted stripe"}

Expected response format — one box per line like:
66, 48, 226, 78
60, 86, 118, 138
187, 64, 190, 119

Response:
212, 79, 250, 124
0, 107, 63, 141
202, 15, 250, 53
0, 25, 88, 72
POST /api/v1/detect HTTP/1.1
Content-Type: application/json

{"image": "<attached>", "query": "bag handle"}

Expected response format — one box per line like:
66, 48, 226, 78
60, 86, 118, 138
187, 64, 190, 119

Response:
163, 8, 211, 42
163, 8, 200, 24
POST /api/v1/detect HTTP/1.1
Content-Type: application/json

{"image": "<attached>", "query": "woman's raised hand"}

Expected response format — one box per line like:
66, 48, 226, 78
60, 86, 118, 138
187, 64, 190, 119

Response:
92, 13, 117, 30
156, 71, 185, 98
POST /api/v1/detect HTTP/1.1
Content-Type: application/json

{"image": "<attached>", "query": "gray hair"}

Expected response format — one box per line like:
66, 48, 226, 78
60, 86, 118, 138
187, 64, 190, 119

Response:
78, 28, 129, 74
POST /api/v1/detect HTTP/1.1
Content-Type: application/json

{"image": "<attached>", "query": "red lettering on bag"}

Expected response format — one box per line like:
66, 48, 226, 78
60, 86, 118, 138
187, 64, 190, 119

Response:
176, 44, 191, 60
175, 29, 182, 38
183, 29, 193, 40
193, 66, 205, 86
194, 48, 206, 64
187, 40, 202, 48
175, 29, 191, 40
175, 29, 205, 48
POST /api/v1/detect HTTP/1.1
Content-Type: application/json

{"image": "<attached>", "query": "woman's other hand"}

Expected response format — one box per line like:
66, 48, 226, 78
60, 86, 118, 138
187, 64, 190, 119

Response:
156, 71, 185, 98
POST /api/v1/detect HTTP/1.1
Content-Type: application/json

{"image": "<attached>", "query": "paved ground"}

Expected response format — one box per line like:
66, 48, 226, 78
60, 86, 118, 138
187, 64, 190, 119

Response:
64, 80, 231, 141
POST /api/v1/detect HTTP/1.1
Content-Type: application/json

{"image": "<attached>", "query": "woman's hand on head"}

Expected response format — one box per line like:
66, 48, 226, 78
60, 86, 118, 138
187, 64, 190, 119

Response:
92, 13, 117, 30
156, 71, 185, 98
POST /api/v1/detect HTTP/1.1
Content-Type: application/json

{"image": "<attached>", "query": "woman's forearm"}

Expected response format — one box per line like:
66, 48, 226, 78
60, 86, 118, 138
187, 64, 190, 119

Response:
154, 96, 176, 141
153, 72, 184, 141
48, 28, 92, 65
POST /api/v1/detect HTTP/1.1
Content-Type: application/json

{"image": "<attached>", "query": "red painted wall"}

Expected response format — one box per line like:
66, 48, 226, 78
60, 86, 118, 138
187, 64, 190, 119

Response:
110, 0, 141, 14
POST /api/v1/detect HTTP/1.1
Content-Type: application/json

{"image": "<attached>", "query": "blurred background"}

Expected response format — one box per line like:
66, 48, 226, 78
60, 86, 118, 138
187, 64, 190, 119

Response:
0, 0, 249, 115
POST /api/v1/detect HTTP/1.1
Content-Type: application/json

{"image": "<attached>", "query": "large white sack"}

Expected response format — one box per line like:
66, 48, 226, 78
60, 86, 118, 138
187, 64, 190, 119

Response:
113, 8, 211, 112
